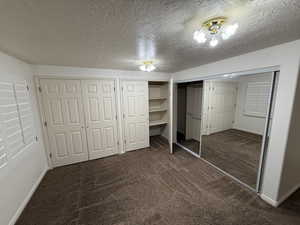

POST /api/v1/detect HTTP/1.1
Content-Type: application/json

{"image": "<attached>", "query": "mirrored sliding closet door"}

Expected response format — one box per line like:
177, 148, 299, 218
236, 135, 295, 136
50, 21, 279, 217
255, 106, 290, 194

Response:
200, 72, 278, 190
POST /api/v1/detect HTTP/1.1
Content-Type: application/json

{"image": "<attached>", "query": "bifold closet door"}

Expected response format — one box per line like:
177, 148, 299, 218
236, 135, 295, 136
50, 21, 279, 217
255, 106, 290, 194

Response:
122, 81, 149, 151
81, 80, 119, 160
40, 79, 88, 167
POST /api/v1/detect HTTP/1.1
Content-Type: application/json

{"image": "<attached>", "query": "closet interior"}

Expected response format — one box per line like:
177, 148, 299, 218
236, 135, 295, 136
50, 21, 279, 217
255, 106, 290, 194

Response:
149, 81, 169, 139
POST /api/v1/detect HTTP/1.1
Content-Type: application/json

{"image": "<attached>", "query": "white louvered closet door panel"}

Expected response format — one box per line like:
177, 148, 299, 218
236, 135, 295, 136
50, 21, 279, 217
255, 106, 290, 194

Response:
122, 81, 149, 151
40, 79, 88, 167
0, 82, 24, 158
81, 80, 119, 160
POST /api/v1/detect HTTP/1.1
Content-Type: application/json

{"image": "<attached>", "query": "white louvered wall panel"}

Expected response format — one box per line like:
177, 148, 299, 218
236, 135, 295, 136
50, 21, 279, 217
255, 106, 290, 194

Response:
0, 82, 24, 158
0, 81, 35, 163
0, 116, 7, 168
14, 81, 34, 145
0, 83, 7, 168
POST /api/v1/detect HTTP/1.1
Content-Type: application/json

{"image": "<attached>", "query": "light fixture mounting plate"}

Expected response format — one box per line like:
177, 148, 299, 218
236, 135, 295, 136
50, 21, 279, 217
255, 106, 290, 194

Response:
142, 60, 153, 65
202, 16, 227, 34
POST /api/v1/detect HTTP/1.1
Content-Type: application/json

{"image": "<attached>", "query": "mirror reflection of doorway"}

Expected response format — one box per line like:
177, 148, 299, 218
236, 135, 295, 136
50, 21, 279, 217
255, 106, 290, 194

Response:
176, 81, 203, 156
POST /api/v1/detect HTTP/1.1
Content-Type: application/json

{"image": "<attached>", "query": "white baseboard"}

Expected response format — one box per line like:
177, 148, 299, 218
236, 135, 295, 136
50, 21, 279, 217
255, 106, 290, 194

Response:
9, 167, 48, 225
260, 194, 279, 207
232, 127, 263, 136
260, 182, 300, 207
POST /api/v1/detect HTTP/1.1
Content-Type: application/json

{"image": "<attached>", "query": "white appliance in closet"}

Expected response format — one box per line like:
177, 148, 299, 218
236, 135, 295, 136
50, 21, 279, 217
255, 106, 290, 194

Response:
40, 79, 119, 167
121, 81, 149, 151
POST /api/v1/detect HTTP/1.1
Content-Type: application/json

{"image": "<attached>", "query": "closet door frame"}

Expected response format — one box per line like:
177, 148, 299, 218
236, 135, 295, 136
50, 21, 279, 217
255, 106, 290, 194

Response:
174, 66, 280, 194
36, 76, 120, 168
199, 72, 278, 192
35, 77, 53, 167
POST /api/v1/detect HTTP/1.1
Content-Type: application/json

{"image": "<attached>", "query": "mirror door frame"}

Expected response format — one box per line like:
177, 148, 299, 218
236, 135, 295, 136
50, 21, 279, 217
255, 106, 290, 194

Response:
173, 67, 280, 193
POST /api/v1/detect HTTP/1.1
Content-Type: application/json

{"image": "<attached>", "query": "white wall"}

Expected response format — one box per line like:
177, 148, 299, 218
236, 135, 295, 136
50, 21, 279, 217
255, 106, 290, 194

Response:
278, 64, 300, 203
33, 65, 171, 157
233, 73, 272, 135
0, 53, 48, 225
173, 39, 300, 206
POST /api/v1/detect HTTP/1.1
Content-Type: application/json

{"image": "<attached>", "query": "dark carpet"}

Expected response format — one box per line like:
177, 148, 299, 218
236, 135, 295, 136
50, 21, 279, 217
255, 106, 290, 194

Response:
16, 136, 300, 225
202, 129, 262, 188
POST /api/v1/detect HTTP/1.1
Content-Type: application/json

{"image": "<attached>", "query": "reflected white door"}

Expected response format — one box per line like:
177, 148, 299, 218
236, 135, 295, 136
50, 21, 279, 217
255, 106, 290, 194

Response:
208, 81, 237, 134
40, 79, 88, 167
81, 80, 119, 160
186, 86, 202, 141
122, 81, 149, 151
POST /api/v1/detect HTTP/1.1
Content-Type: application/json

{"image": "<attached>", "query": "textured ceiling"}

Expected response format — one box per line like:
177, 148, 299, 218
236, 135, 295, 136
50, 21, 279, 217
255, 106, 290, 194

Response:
0, 0, 300, 72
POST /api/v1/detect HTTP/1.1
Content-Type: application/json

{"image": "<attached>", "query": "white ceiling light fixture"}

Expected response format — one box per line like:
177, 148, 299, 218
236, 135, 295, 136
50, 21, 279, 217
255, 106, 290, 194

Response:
193, 30, 207, 43
209, 38, 219, 47
139, 61, 156, 72
222, 23, 239, 40
193, 17, 238, 47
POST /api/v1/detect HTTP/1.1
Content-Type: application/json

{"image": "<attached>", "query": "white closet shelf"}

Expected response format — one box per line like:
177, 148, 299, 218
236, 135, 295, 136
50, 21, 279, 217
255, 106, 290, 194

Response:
149, 108, 168, 113
149, 97, 167, 100
149, 120, 168, 127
